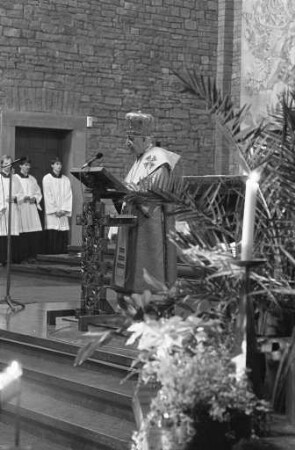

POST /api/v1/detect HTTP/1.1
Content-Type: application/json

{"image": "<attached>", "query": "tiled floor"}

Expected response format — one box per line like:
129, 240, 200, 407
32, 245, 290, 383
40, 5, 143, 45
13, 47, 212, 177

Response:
0, 267, 80, 338
0, 267, 80, 305
0, 267, 136, 358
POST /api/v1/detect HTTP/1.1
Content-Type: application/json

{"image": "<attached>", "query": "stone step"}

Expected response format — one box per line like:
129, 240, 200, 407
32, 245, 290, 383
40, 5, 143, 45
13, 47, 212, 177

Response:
1, 380, 133, 450
10, 261, 197, 282
0, 330, 138, 450
68, 245, 115, 256
0, 419, 68, 450
11, 263, 82, 280
36, 247, 197, 278
36, 250, 115, 266
37, 253, 82, 266
0, 330, 136, 373
0, 344, 136, 422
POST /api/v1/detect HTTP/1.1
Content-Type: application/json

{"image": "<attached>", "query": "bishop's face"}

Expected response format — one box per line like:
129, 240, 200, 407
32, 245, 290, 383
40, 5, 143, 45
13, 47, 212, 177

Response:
126, 134, 146, 156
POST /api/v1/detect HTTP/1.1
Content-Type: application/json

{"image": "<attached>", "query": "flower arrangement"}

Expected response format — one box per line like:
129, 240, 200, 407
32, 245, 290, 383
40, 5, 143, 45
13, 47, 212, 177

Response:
75, 245, 271, 450
127, 313, 270, 450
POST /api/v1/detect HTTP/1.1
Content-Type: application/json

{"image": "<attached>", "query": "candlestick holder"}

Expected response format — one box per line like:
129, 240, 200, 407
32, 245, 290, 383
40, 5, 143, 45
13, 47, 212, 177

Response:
233, 258, 266, 396
0, 362, 31, 450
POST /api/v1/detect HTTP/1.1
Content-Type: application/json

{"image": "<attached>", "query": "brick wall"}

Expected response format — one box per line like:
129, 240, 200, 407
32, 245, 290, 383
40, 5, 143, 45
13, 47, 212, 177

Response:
229, 0, 243, 174
0, 0, 220, 178
231, 0, 242, 106
215, 0, 233, 175
215, 0, 243, 175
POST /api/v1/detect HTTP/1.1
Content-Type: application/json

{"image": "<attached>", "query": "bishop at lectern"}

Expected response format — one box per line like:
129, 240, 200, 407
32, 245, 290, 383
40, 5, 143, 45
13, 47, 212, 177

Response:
112, 111, 181, 294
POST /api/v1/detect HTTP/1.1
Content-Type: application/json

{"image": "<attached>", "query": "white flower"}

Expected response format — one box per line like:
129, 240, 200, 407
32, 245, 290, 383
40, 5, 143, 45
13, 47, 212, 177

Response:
175, 220, 191, 235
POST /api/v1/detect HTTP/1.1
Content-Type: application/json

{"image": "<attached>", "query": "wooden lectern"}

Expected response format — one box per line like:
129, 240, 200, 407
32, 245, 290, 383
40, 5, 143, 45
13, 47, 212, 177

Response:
47, 166, 136, 331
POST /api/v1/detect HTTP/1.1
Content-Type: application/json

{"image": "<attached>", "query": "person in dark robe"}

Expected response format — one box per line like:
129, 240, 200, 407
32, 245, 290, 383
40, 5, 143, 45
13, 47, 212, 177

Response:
42, 157, 72, 254
112, 111, 181, 294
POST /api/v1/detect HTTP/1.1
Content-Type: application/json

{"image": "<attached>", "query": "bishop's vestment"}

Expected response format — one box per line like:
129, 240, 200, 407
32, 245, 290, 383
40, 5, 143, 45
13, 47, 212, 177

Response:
112, 146, 180, 294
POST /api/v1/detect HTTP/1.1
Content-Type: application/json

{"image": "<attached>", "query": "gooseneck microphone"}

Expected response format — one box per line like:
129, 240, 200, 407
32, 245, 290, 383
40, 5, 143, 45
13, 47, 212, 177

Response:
1, 157, 27, 169
81, 152, 103, 169
12, 157, 27, 165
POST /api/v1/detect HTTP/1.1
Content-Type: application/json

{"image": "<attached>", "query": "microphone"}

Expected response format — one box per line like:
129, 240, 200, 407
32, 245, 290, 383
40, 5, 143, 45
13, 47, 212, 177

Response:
12, 157, 27, 165
2, 157, 26, 169
81, 152, 103, 169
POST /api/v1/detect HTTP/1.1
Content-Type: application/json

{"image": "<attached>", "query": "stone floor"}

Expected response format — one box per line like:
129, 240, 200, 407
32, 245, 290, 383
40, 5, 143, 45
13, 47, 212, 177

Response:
0, 266, 80, 305
0, 267, 136, 356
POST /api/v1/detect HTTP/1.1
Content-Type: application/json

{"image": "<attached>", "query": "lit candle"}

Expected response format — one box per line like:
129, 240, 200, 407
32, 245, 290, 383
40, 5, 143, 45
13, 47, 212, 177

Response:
241, 171, 259, 261
231, 340, 247, 381
0, 361, 22, 391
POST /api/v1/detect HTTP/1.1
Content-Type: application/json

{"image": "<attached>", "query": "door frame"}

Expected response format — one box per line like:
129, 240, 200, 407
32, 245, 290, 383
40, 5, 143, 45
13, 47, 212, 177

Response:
0, 111, 87, 247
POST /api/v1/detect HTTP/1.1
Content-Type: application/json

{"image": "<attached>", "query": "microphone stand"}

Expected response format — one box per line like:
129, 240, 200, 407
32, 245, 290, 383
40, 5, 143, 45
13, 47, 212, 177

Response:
0, 160, 25, 312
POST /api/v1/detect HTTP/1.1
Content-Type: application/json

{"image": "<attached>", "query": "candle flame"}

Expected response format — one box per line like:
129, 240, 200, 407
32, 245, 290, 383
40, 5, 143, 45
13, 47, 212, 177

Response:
0, 361, 22, 391
249, 170, 260, 183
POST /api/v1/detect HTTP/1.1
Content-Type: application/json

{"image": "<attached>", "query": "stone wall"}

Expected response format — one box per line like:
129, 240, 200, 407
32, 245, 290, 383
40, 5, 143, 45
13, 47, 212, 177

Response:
0, 0, 220, 178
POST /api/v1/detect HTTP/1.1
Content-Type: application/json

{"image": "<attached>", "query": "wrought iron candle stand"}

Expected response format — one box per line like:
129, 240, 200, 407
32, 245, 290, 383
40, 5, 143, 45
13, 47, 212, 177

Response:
233, 258, 266, 395
0, 362, 31, 450
0, 160, 25, 313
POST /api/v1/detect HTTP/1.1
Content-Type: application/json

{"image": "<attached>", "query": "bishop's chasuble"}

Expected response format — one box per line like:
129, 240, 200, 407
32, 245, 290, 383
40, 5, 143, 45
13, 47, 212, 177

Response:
112, 146, 180, 294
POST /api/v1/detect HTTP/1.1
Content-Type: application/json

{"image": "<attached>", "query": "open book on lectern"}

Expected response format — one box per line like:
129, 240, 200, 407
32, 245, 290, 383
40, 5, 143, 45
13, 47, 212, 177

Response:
71, 166, 128, 199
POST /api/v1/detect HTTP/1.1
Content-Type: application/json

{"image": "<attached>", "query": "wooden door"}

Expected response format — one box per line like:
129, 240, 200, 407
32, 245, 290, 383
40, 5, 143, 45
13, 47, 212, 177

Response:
15, 127, 71, 250
15, 127, 69, 186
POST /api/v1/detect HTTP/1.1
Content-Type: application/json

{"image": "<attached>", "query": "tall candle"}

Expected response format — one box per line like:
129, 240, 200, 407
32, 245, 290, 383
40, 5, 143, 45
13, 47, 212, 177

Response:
241, 171, 259, 261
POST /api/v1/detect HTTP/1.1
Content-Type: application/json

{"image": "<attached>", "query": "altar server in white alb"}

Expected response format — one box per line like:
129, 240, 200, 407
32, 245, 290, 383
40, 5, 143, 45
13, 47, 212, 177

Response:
42, 157, 72, 254
0, 154, 24, 265
16, 157, 42, 262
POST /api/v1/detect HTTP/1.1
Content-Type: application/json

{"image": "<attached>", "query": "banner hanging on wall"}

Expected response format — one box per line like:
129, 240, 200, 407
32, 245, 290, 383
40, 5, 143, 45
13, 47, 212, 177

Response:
241, 0, 295, 126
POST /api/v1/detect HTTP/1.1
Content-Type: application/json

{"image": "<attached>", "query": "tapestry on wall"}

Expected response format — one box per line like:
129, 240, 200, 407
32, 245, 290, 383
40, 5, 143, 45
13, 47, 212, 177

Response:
241, 0, 295, 125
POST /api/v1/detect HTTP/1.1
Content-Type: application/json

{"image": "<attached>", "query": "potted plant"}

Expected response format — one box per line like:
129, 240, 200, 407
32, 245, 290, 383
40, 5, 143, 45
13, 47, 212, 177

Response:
127, 308, 270, 450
